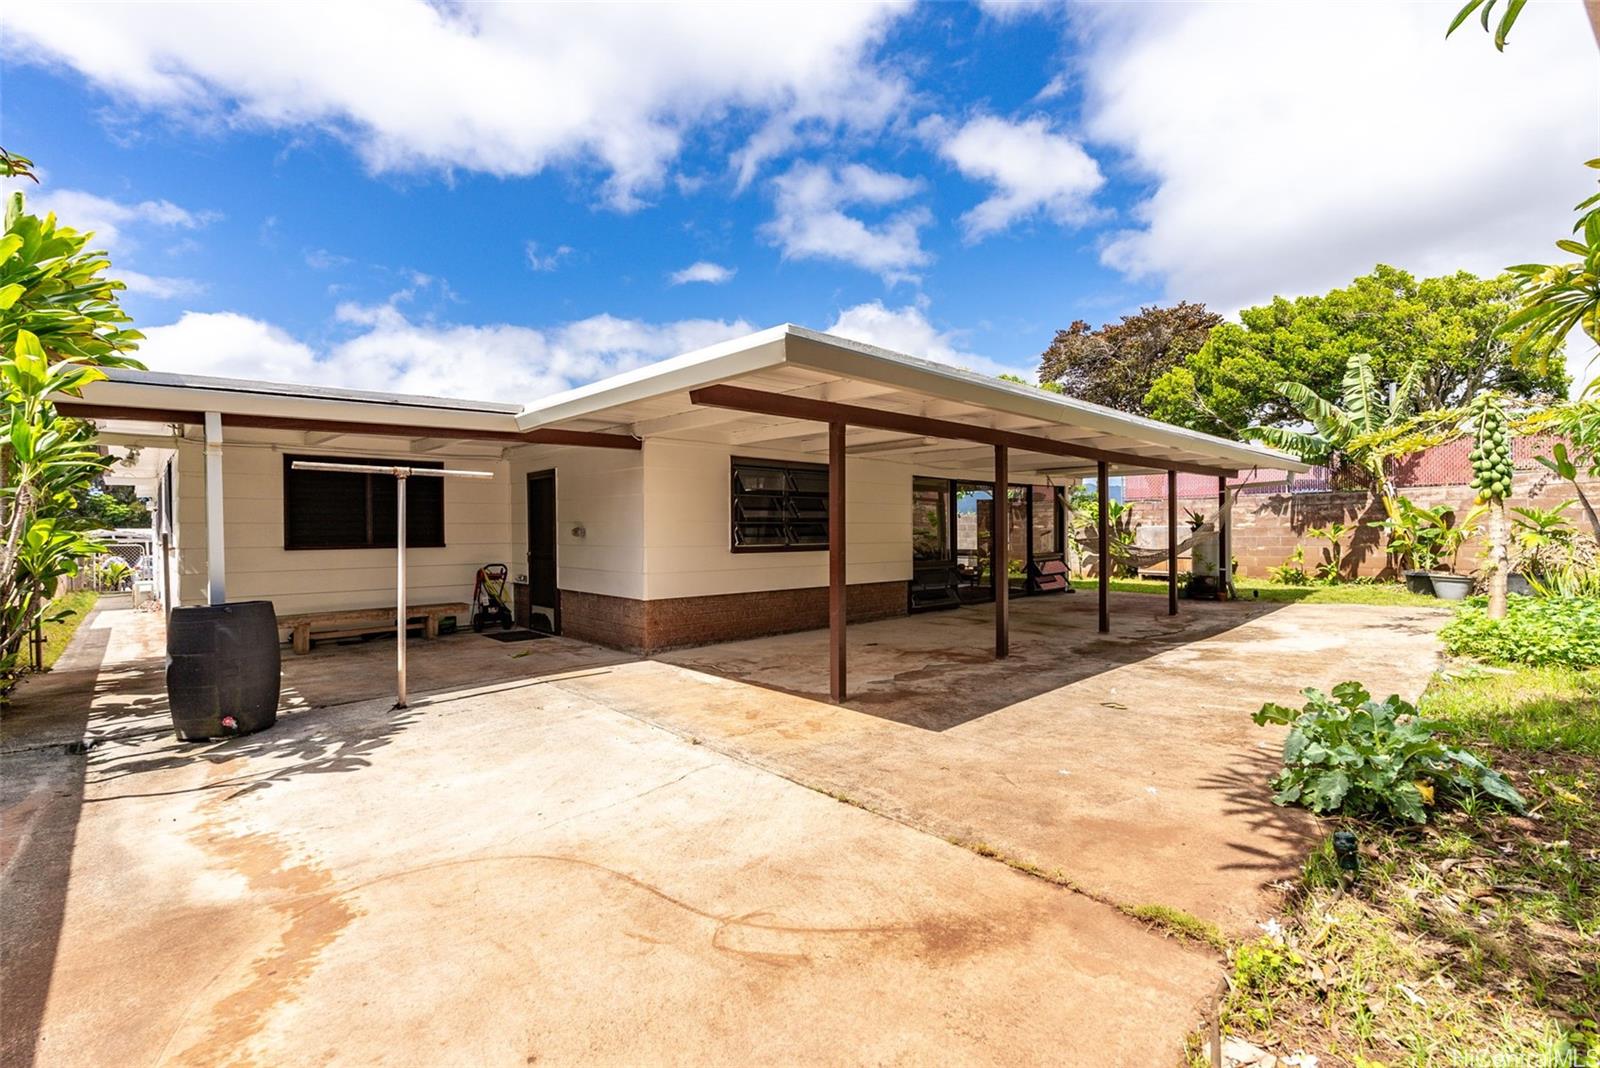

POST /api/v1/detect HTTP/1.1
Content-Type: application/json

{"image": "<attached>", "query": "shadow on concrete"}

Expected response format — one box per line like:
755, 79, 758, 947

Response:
0, 606, 116, 1068
665, 592, 1292, 732
1197, 746, 1321, 880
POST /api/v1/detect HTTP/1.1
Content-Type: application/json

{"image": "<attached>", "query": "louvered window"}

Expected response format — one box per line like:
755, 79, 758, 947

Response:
730, 458, 830, 552
283, 454, 445, 550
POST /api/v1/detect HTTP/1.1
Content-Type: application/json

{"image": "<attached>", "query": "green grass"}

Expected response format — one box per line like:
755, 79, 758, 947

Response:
1192, 664, 1600, 1067
1068, 576, 1440, 607
1423, 664, 1600, 756
38, 590, 98, 670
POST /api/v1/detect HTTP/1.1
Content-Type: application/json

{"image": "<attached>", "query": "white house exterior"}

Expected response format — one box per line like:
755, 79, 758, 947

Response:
64, 324, 1306, 669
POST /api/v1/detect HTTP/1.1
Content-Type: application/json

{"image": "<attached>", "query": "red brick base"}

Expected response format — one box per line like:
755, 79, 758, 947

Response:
559, 581, 909, 653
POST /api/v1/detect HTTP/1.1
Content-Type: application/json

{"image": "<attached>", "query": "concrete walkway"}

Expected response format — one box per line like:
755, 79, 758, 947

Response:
0, 595, 1445, 1066
4, 606, 1219, 1067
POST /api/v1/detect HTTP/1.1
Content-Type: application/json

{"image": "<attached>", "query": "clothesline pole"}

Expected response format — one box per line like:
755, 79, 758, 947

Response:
290, 461, 495, 709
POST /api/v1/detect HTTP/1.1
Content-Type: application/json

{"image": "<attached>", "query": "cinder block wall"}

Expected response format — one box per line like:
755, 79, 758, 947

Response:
1125, 471, 1598, 579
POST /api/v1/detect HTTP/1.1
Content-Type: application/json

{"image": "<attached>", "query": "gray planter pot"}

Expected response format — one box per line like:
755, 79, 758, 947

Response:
1402, 570, 1434, 596
1430, 574, 1474, 601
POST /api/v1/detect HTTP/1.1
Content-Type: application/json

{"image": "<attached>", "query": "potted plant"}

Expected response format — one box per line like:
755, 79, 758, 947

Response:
1370, 498, 1437, 594
1425, 504, 1484, 601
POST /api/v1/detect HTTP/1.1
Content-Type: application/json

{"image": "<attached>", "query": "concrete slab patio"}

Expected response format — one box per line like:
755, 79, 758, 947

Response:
1, 593, 1446, 1065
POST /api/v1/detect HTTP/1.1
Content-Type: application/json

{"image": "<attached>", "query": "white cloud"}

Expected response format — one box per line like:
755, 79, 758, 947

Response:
1077, 1, 1599, 313
669, 261, 735, 285
4, 3, 911, 210
303, 248, 351, 270
765, 161, 931, 280
116, 269, 206, 300
524, 242, 574, 272
136, 307, 755, 401
6, 184, 212, 251
825, 300, 1024, 378
938, 115, 1104, 241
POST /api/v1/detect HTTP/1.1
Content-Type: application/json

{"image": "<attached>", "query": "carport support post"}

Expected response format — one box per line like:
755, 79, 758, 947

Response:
1216, 476, 1230, 601
396, 471, 409, 709
1097, 461, 1110, 633
1167, 469, 1179, 616
203, 411, 226, 605
993, 444, 1008, 659
828, 419, 846, 702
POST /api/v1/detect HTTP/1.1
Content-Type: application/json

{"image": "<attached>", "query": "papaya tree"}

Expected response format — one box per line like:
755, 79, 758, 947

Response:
1468, 392, 1514, 618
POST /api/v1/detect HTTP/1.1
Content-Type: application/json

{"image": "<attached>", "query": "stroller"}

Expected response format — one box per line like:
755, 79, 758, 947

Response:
470, 564, 515, 632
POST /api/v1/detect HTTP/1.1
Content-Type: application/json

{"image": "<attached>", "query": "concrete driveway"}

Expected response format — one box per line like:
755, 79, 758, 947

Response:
1, 594, 1444, 1066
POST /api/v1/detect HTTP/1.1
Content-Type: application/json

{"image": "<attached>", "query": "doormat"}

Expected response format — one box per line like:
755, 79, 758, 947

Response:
479, 630, 550, 643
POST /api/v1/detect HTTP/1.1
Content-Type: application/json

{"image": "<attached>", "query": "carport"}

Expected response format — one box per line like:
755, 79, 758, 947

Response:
514, 325, 1307, 700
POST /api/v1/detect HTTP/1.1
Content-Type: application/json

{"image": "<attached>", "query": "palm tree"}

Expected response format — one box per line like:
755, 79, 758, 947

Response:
1242, 352, 1420, 519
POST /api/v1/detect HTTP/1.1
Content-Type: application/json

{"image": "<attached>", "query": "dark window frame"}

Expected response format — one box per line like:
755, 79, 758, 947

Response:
282, 454, 447, 551
914, 475, 1064, 596
729, 456, 831, 553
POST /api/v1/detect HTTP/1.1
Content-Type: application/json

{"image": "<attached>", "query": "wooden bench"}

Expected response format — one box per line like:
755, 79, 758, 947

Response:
279, 602, 468, 655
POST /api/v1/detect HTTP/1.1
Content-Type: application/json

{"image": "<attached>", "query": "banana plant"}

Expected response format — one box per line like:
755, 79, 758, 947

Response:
1244, 352, 1422, 521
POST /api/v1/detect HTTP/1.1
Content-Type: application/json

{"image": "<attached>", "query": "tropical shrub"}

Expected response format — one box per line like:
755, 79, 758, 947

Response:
1440, 595, 1600, 669
1253, 682, 1526, 824
1268, 546, 1310, 585
1, 158, 142, 690
1304, 522, 1350, 582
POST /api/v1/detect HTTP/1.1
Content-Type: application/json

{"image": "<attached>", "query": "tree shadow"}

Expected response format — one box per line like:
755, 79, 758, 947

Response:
1195, 746, 1321, 884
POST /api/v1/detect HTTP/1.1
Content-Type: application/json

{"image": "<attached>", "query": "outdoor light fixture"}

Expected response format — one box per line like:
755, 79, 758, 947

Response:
1332, 830, 1360, 877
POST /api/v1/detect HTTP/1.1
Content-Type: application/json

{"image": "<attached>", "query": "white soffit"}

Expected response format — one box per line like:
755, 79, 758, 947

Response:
515, 324, 1308, 475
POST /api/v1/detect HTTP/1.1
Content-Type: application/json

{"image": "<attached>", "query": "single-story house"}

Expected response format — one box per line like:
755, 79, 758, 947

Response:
67, 323, 1306, 699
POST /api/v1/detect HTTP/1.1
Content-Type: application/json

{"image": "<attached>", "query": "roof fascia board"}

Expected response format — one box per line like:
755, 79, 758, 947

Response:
514, 325, 791, 430
75, 378, 522, 435
781, 326, 1308, 473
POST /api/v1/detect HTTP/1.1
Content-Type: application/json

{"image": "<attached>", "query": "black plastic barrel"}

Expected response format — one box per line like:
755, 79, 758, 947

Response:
166, 601, 282, 741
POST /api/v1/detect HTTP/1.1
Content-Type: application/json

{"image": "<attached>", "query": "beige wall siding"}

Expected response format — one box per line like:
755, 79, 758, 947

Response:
640, 439, 912, 600
173, 432, 512, 616
506, 443, 646, 600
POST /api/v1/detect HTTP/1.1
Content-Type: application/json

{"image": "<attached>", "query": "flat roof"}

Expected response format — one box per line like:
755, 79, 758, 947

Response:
65, 324, 1307, 477
515, 324, 1307, 477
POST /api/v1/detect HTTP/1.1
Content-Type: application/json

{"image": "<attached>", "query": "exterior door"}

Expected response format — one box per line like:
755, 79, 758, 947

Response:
526, 471, 558, 632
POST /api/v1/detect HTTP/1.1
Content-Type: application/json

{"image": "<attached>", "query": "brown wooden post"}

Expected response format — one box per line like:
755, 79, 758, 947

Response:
1216, 476, 1229, 601
1167, 468, 1179, 616
829, 420, 847, 701
1097, 461, 1110, 633
994, 444, 1009, 659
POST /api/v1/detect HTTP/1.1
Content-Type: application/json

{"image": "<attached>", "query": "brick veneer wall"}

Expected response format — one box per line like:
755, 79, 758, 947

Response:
1125, 470, 1599, 579
559, 580, 909, 653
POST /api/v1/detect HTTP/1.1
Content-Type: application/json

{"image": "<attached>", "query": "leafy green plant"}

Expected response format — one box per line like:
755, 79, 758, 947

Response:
1253, 682, 1526, 824
1268, 546, 1310, 585
1243, 352, 1422, 521
1304, 521, 1351, 582
1441, 596, 1600, 670
1, 162, 142, 692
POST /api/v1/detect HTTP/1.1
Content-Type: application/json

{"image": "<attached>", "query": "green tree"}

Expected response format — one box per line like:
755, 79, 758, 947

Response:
1241, 352, 1422, 518
1144, 265, 1568, 436
1036, 302, 1222, 414
1, 150, 143, 688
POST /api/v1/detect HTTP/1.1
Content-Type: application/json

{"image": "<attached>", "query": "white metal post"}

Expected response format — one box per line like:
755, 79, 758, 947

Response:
203, 412, 226, 605
290, 461, 493, 711
396, 472, 408, 708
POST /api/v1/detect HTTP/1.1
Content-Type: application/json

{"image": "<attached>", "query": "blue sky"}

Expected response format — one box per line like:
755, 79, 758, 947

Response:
4, 1, 1595, 400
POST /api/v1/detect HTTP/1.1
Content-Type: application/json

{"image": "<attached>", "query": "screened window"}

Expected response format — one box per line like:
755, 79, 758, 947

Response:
731, 458, 830, 551
283, 455, 445, 550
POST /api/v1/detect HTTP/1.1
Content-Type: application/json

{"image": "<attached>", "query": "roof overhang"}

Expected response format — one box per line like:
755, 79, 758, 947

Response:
515, 324, 1308, 478
50, 325, 1308, 479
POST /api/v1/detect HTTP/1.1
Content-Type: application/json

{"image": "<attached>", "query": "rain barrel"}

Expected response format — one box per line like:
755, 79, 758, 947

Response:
166, 601, 281, 741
